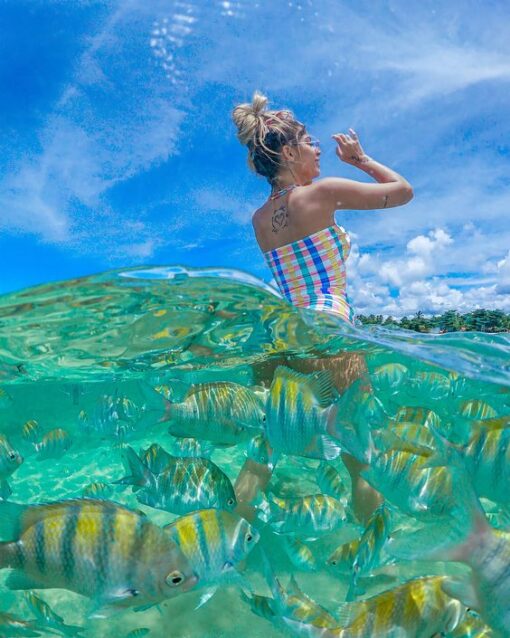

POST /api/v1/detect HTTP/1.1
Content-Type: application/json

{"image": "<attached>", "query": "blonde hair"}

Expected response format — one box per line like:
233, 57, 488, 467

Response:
232, 91, 305, 185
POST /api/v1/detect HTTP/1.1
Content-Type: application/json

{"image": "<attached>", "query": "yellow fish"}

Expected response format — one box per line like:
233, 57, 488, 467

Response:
0, 498, 197, 613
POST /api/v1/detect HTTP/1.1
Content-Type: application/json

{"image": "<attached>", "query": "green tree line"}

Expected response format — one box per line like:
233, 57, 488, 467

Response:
356, 309, 510, 333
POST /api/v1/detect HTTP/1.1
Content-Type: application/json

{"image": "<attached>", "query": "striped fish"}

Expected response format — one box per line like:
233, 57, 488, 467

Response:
429, 423, 510, 506
460, 400, 498, 421
282, 537, 318, 571
21, 420, 41, 443
361, 450, 459, 518
34, 429, 72, 460
371, 363, 410, 394
24, 591, 84, 636
346, 503, 392, 600
388, 489, 510, 637
0, 498, 197, 612
124, 629, 151, 638
326, 538, 360, 574
117, 446, 237, 514
265, 367, 341, 461
162, 382, 265, 445
169, 438, 214, 459
316, 462, 348, 501
257, 492, 346, 535
164, 509, 259, 591
0, 434, 23, 499
409, 370, 451, 401
243, 562, 337, 634
283, 576, 465, 638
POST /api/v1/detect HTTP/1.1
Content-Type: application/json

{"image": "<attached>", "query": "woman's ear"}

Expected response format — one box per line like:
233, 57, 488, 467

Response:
280, 144, 295, 163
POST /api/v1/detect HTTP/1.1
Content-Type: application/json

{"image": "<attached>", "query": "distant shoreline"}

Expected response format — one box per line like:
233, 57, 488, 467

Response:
357, 309, 510, 333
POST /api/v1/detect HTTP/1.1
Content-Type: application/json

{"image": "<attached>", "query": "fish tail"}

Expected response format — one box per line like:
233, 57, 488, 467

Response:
113, 446, 153, 489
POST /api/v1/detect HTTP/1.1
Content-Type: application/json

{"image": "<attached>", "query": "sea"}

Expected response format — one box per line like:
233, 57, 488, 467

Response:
0, 265, 509, 637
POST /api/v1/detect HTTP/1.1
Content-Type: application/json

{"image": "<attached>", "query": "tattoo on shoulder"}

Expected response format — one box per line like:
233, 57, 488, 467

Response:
271, 204, 289, 233
383, 195, 389, 208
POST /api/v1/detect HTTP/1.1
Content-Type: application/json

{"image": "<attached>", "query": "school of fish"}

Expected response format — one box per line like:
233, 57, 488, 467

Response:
2, 356, 510, 637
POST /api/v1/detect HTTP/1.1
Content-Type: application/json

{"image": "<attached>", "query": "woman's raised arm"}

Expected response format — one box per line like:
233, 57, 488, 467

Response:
312, 129, 413, 211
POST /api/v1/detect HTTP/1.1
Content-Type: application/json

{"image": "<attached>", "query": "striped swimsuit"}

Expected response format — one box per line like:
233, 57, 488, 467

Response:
264, 225, 355, 324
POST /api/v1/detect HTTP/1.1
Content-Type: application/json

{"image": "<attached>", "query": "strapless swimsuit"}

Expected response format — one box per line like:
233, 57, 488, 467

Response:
264, 225, 355, 324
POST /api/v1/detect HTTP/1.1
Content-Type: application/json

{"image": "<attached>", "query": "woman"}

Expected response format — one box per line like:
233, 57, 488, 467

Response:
231, 92, 413, 524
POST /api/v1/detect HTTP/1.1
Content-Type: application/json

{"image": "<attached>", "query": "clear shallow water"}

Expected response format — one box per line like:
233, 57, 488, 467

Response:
0, 266, 509, 637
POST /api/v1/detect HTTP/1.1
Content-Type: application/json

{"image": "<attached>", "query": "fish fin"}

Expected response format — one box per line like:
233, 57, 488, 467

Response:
286, 575, 305, 597
260, 550, 285, 606
89, 588, 142, 618
195, 587, 218, 610
336, 600, 367, 627
6, 571, 47, 590
441, 576, 481, 612
0, 480, 12, 500
115, 446, 153, 489
273, 366, 336, 408
0, 500, 28, 539
316, 435, 342, 460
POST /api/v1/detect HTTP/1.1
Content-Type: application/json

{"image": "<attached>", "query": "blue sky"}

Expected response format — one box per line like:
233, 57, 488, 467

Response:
1, 0, 509, 316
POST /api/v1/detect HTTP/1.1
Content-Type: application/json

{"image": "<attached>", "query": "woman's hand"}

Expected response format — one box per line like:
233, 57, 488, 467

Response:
332, 129, 371, 165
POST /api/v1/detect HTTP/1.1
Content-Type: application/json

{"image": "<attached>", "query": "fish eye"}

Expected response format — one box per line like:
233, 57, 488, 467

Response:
8, 452, 17, 460
245, 532, 254, 543
262, 415, 266, 422
330, 559, 337, 565
227, 497, 235, 506
166, 570, 184, 586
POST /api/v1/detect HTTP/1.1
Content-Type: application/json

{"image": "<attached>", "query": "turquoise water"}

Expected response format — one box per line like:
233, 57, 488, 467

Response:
0, 266, 509, 637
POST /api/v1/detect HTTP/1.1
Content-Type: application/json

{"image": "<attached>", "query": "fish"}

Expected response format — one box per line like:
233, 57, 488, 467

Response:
160, 382, 265, 445
24, 590, 84, 636
242, 558, 337, 633
409, 370, 451, 401
447, 612, 493, 637
0, 611, 40, 637
0, 498, 197, 614
21, 420, 42, 443
82, 482, 113, 500
264, 366, 341, 461
282, 536, 318, 571
169, 438, 214, 459
326, 538, 360, 575
459, 400, 498, 421
346, 503, 392, 600
91, 394, 141, 439
283, 576, 466, 638
316, 462, 348, 502
361, 449, 459, 518
34, 428, 72, 460
117, 446, 237, 514
164, 509, 260, 606
257, 492, 347, 536
427, 421, 510, 506
247, 434, 272, 466
124, 630, 151, 638
0, 434, 23, 499
388, 482, 510, 637
371, 363, 410, 394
